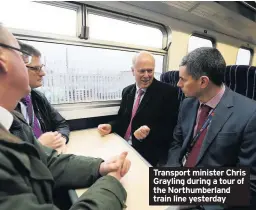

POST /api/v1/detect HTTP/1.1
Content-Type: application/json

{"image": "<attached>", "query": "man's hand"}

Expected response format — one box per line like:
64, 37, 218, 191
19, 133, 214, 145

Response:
99, 152, 131, 180
134, 125, 150, 140
55, 137, 67, 154
98, 124, 112, 136
38, 131, 65, 149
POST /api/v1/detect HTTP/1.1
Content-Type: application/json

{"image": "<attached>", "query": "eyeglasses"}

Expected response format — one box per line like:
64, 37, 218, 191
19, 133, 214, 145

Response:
26, 64, 45, 72
0, 43, 32, 64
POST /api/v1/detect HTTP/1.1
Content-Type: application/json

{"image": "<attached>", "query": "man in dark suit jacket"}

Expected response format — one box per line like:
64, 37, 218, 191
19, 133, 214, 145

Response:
0, 23, 130, 210
98, 51, 179, 166
166, 47, 256, 209
16, 41, 70, 154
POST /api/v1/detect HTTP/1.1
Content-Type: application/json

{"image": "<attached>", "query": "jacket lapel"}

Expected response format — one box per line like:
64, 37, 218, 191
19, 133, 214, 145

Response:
11, 110, 28, 125
196, 88, 234, 165
135, 79, 156, 115
0, 123, 21, 144
136, 90, 152, 115
181, 100, 199, 151
126, 85, 136, 116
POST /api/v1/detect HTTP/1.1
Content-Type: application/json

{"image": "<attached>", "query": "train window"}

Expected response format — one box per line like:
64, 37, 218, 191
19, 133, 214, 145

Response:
22, 40, 164, 104
87, 12, 163, 48
188, 35, 213, 53
236, 48, 252, 65
0, 2, 77, 36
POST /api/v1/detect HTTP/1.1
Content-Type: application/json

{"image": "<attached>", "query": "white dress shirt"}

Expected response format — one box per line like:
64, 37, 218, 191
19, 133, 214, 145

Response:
19, 101, 30, 124
19, 99, 41, 129
0, 106, 13, 131
133, 84, 147, 106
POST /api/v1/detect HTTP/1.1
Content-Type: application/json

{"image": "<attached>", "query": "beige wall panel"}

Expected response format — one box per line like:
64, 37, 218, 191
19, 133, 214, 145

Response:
216, 43, 238, 65
168, 31, 189, 70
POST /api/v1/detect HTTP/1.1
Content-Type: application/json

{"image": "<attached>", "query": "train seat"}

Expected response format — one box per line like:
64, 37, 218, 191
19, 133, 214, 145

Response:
223, 65, 256, 101
160, 65, 256, 107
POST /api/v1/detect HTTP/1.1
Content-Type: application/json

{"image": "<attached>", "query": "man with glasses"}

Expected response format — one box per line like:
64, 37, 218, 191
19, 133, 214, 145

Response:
13, 42, 69, 154
0, 23, 130, 210
98, 51, 179, 166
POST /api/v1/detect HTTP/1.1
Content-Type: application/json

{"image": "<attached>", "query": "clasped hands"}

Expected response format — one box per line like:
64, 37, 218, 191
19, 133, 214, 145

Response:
38, 131, 67, 154
99, 151, 131, 181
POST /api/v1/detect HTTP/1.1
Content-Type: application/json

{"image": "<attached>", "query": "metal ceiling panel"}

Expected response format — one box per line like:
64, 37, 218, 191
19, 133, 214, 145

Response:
163, 1, 198, 11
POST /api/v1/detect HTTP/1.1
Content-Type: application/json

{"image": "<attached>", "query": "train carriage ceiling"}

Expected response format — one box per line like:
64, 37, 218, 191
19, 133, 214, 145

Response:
82, 1, 256, 45
125, 1, 256, 45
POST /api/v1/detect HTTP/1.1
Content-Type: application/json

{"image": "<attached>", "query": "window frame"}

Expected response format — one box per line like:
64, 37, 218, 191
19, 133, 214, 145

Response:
7, 2, 168, 54
4, 1, 82, 38
11, 2, 168, 72
16, 36, 166, 111
9, 2, 168, 62
17, 38, 165, 118
236, 47, 254, 65
187, 33, 216, 53
84, 6, 168, 50
5, 1, 169, 118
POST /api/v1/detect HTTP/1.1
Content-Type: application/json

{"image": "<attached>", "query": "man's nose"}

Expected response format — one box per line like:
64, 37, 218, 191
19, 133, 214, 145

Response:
143, 71, 149, 77
40, 70, 46, 76
177, 80, 181, 87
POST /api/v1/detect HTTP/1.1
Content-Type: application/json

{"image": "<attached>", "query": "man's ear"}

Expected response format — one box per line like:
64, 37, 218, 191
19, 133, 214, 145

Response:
200, 76, 210, 88
131, 67, 135, 76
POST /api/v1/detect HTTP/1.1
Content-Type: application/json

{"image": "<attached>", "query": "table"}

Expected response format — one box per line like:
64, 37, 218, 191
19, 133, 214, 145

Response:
65, 128, 179, 210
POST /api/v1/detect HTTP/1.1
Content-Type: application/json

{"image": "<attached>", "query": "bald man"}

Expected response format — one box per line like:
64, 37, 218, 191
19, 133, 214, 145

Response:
98, 51, 179, 166
0, 23, 130, 210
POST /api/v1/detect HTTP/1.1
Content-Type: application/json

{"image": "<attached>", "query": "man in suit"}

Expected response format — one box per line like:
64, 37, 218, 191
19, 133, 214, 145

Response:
15, 42, 69, 154
98, 51, 179, 166
0, 22, 131, 210
166, 47, 256, 209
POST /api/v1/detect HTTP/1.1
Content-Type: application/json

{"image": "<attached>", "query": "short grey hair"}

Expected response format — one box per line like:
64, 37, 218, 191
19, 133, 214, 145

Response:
180, 47, 226, 86
132, 54, 137, 67
132, 51, 155, 68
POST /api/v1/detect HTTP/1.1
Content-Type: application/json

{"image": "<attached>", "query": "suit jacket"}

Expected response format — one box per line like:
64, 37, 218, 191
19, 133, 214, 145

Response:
167, 87, 256, 209
0, 111, 127, 210
16, 89, 70, 142
110, 79, 179, 166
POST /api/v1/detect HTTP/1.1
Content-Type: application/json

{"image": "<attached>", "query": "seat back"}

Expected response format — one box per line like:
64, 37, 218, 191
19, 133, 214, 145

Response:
160, 70, 185, 106
224, 65, 256, 100
160, 65, 256, 105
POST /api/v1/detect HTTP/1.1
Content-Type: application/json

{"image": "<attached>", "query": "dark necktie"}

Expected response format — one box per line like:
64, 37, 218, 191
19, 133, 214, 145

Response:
185, 104, 212, 167
21, 95, 43, 139
124, 89, 144, 140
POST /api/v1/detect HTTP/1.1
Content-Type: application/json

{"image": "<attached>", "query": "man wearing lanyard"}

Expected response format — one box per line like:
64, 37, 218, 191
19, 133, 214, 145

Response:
166, 47, 256, 209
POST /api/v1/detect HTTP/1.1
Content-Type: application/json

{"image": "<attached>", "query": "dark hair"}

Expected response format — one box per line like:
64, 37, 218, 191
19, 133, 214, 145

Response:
18, 41, 41, 57
180, 47, 226, 86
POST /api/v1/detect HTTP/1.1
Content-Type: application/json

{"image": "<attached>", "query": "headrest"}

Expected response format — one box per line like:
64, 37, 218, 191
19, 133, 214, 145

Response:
160, 65, 256, 101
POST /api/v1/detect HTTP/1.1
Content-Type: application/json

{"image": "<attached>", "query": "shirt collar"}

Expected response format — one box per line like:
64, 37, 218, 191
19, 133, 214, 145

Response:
135, 84, 147, 94
0, 106, 13, 131
200, 84, 225, 109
